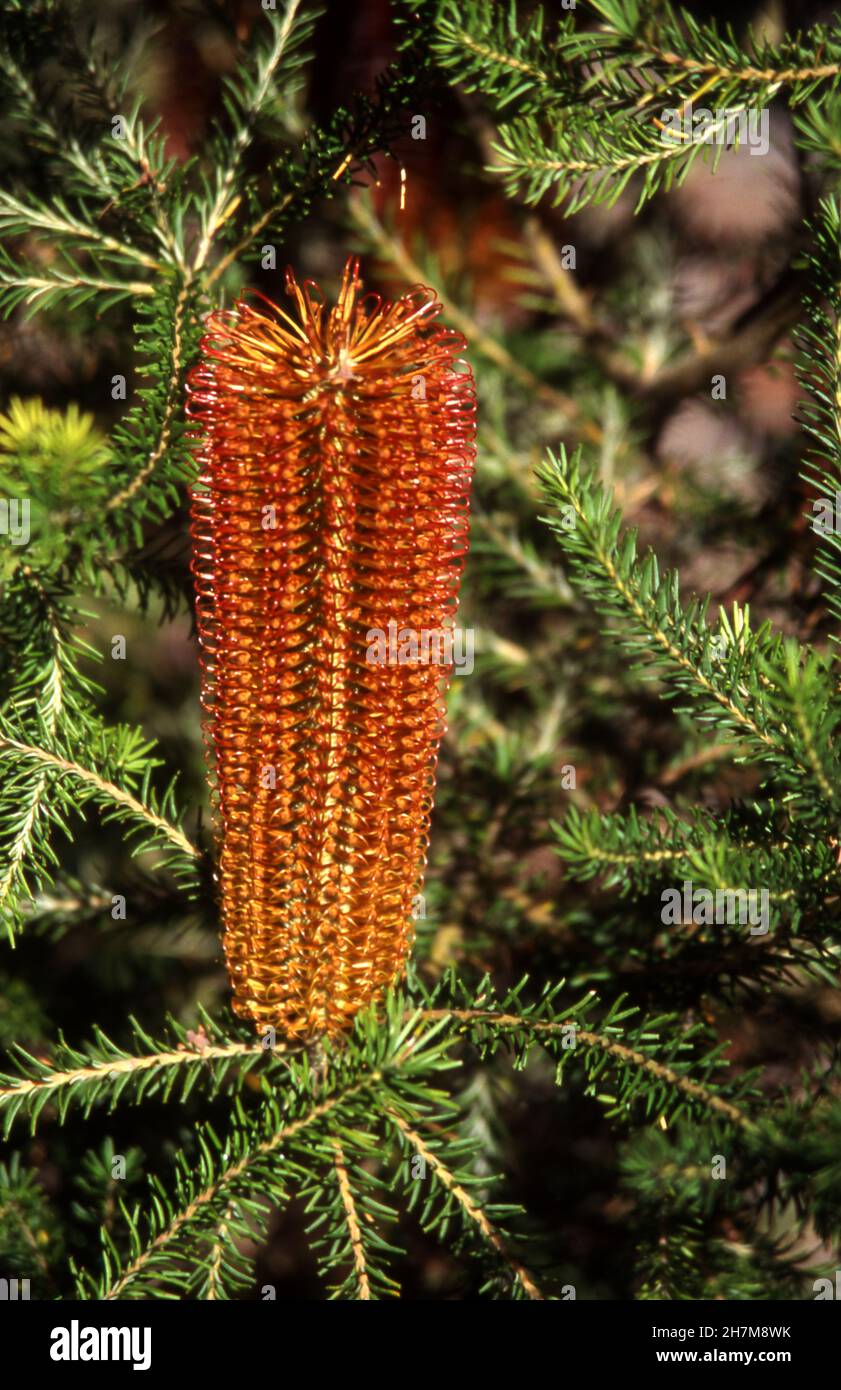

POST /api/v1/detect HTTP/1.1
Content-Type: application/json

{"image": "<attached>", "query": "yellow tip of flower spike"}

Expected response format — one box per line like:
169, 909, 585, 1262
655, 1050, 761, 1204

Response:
187, 258, 476, 1040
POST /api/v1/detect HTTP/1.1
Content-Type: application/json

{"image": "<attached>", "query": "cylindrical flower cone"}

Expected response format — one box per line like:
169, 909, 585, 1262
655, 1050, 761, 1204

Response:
187, 259, 476, 1039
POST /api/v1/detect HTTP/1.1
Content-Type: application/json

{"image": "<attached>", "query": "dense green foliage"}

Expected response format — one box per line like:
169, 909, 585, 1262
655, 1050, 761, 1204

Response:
1, 0, 840, 1300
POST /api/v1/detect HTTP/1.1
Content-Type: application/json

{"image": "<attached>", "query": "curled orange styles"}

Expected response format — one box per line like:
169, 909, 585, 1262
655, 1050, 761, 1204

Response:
187, 259, 476, 1039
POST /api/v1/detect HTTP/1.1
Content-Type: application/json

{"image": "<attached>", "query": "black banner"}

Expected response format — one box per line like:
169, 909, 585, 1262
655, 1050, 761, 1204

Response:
1, 1297, 836, 1377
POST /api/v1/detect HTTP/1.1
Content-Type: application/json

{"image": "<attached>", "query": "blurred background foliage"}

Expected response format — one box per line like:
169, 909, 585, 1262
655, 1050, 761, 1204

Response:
1, 0, 840, 1299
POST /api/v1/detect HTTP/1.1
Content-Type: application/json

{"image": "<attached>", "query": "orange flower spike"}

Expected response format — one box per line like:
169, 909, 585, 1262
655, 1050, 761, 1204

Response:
187, 259, 476, 1040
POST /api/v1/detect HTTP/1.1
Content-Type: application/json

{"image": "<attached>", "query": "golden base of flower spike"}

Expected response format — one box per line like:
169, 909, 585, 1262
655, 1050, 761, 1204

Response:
187, 259, 476, 1039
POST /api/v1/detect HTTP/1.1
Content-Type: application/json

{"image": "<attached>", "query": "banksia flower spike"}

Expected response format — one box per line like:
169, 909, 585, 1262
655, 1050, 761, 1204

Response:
187, 259, 476, 1040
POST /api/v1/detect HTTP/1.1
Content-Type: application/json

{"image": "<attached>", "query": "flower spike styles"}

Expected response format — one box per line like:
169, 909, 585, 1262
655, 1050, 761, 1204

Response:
187, 259, 476, 1040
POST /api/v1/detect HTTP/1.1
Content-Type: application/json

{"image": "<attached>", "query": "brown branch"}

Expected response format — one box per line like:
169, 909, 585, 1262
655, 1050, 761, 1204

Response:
0, 1041, 264, 1113
331, 1140, 372, 1299
0, 732, 199, 861
204, 1204, 235, 1300
419, 1008, 753, 1130
661, 742, 749, 785
103, 1076, 373, 1299
641, 43, 841, 86
386, 1108, 545, 1299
